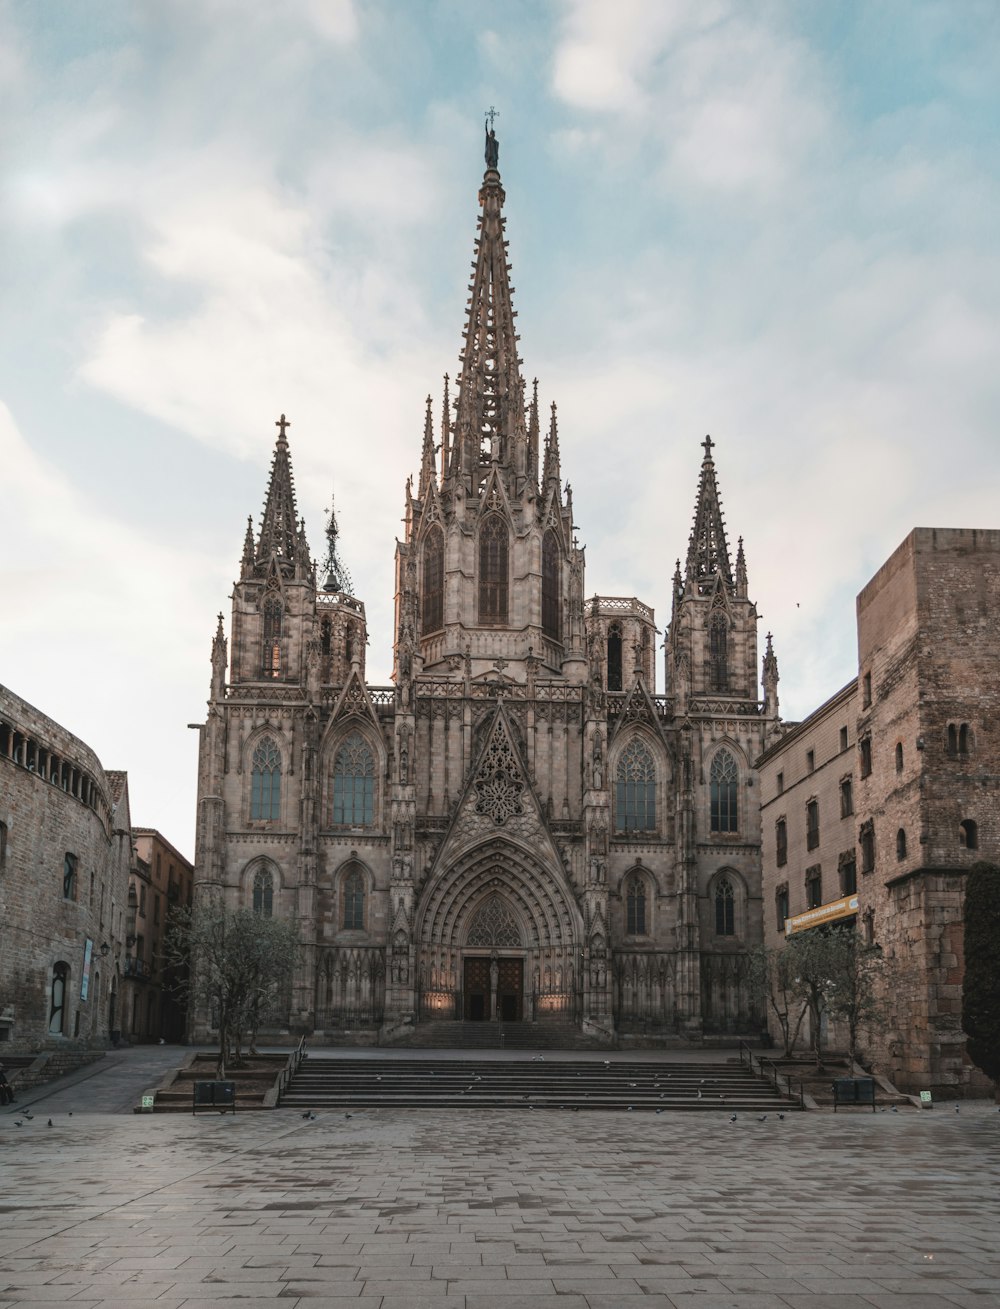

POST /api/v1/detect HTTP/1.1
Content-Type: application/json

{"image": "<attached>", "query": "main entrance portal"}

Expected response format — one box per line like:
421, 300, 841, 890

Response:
463, 957, 523, 1021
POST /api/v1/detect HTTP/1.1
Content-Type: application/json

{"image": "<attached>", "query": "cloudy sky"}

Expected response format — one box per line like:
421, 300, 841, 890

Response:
3, 1, 999, 860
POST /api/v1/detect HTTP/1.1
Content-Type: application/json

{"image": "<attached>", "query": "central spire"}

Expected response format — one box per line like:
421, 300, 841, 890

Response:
685, 435, 733, 594
257, 413, 300, 569
450, 119, 527, 494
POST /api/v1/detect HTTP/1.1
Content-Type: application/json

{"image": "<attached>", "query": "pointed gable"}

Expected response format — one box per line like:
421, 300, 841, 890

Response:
328, 666, 380, 731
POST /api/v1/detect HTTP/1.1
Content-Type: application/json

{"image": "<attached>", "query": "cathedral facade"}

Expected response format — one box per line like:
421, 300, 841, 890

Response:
192, 135, 781, 1045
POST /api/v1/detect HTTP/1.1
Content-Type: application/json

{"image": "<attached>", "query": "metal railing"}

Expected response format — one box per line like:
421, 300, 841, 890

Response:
738, 1040, 805, 1108
275, 1036, 307, 1105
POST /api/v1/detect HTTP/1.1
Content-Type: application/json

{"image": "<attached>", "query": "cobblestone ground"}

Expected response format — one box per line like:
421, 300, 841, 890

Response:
1, 1101, 999, 1308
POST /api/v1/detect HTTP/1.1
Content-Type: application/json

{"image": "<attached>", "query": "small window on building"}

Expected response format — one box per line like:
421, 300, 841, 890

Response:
153, 895, 160, 925
805, 866, 822, 910
63, 853, 78, 901
895, 742, 903, 773
896, 828, 907, 861
860, 820, 875, 874
775, 817, 787, 867
840, 852, 857, 895
607, 623, 623, 693
862, 671, 872, 707
806, 799, 820, 851
139, 884, 147, 917
806, 749, 815, 773
839, 726, 848, 752
863, 908, 875, 945
776, 772, 784, 795
859, 736, 872, 778
958, 723, 971, 755
342, 867, 365, 930
960, 819, 978, 850
775, 883, 789, 931
714, 877, 735, 936
840, 777, 853, 818
49, 961, 69, 1035
625, 876, 646, 935
0, 819, 7, 868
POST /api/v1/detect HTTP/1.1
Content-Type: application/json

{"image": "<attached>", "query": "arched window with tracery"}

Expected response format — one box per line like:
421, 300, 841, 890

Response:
252, 867, 274, 916
615, 738, 656, 833
625, 875, 647, 935
709, 609, 729, 691
250, 736, 281, 821
714, 876, 735, 936
710, 749, 739, 833
542, 530, 560, 641
422, 526, 444, 634
342, 866, 365, 930
478, 514, 508, 624
332, 731, 375, 826
607, 623, 623, 692
262, 593, 282, 678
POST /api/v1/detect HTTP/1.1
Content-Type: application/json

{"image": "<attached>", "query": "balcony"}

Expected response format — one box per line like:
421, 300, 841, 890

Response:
123, 955, 148, 980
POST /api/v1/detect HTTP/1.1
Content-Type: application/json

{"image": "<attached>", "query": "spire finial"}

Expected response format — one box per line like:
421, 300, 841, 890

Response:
702, 433, 713, 459
258, 415, 300, 566
276, 413, 291, 440
684, 437, 732, 594
321, 490, 353, 595
484, 108, 500, 169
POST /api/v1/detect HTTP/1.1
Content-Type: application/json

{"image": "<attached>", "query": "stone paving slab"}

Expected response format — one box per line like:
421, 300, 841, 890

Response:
0, 1104, 998, 1306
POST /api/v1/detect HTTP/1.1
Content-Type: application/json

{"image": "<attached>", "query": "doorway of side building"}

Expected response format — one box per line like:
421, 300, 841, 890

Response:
463, 956, 523, 1021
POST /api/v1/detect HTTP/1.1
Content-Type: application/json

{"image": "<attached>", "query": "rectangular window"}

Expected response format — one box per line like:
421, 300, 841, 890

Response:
153, 896, 160, 926
860, 821, 875, 874
806, 799, 820, 851
776, 772, 783, 795
862, 671, 872, 707
806, 749, 814, 773
840, 855, 857, 896
859, 736, 872, 778
775, 884, 789, 931
775, 818, 788, 867
805, 866, 823, 910
840, 726, 848, 752
840, 777, 853, 818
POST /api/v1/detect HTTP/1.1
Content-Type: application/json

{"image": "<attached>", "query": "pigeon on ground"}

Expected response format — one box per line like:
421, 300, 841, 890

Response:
47, 1119, 53, 1127
627, 1106, 634, 1111
758, 1115, 768, 1122
301, 1110, 312, 1119
955, 1105, 960, 1114
729, 1113, 738, 1122
628, 1082, 637, 1088
344, 1113, 352, 1119
891, 1106, 898, 1114
656, 1108, 663, 1114
13, 1120, 22, 1127
23, 1111, 33, 1120
778, 1113, 785, 1121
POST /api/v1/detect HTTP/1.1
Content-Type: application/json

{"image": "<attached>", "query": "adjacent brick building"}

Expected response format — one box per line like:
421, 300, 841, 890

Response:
0, 687, 132, 1050
130, 829, 194, 1042
758, 529, 1000, 1093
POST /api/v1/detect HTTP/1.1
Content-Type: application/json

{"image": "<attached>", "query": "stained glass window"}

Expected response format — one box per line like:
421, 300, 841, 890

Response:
478, 514, 508, 624
250, 737, 281, 821
423, 526, 444, 633
715, 877, 735, 935
262, 594, 282, 678
710, 750, 738, 833
333, 731, 374, 826
343, 866, 365, 930
615, 739, 656, 832
626, 876, 646, 935
252, 867, 274, 916
542, 530, 560, 640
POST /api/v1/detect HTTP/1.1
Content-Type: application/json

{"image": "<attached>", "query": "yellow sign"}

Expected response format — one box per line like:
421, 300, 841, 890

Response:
785, 894, 859, 936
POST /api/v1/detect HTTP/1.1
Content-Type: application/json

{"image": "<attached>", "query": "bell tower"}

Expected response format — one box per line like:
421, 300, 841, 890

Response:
394, 123, 587, 688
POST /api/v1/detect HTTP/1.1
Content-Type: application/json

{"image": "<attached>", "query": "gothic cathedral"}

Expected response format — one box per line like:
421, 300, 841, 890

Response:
192, 131, 782, 1045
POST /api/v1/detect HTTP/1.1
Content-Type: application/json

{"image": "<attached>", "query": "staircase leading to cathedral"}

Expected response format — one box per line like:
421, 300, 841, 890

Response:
398, 1020, 605, 1051
279, 1055, 803, 1114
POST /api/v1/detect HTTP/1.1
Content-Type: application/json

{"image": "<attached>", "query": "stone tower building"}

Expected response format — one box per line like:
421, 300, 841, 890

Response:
191, 131, 779, 1044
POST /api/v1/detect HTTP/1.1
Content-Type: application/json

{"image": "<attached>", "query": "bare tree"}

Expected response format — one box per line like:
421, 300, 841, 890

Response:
746, 944, 808, 1057
165, 902, 298, 1078
783, 925, 886, 1067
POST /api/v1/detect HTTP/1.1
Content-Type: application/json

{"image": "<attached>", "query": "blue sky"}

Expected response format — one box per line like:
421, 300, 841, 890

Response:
2, 1, 999, 858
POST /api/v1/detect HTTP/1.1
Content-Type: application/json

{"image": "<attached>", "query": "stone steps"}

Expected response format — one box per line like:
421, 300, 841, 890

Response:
280, 1056, 804, 1113
396, 1021, 605, 1051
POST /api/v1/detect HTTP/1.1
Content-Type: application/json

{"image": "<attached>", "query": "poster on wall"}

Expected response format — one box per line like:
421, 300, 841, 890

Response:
81, 938, 93, 1001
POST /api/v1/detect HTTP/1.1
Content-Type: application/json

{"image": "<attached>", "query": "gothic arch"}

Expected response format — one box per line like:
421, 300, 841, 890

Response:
244, 729, 284, 821
421, 523, 444, 634
330, 856, 376, 935
708, 867, 747, 939
478, 512, 509, 624
619, 865, 652, 937
609, 728, 670, 836
415, 837, 583, 953
321, 722, 385, 829
241, 856, 282, 906
463, 892, 526, 948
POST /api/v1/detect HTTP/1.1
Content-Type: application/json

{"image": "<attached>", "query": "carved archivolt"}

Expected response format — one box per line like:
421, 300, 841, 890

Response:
466, 894, 523, 947
416, 840, 582, 952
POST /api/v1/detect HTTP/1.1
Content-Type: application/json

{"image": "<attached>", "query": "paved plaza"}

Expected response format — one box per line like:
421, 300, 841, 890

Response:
1, 1051, 999, 1308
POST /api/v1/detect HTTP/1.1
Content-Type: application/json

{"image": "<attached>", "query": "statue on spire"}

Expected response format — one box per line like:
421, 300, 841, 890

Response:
484, 107, 499, 169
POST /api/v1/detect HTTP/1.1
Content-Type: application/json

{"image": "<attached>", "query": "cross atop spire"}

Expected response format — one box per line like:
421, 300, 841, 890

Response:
257, 413, 301, 569
450, 126, 526, 495
684, 435, 733, 595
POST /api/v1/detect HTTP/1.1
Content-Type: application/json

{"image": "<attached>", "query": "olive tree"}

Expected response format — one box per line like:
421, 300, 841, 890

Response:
165, 901, 298, 1077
